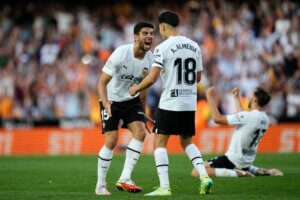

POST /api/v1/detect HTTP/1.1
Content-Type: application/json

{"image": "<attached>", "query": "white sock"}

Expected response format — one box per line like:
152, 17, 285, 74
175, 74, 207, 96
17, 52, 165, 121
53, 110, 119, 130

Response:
248, 165, 259, 175
97, 145, 113, 186
215, 168, 238, 177
185, 143, 208, 179
119, 138, 143, 181
154, 148, 170, 188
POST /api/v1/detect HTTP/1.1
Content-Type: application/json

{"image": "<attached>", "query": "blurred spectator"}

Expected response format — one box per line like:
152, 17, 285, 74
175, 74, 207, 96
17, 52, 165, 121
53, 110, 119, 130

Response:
0, 0, 299, 125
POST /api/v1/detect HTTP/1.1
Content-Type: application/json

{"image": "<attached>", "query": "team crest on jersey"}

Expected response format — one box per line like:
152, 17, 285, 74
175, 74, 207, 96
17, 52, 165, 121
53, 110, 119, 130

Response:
142, 68, 148, 77
107, 60, 112, 67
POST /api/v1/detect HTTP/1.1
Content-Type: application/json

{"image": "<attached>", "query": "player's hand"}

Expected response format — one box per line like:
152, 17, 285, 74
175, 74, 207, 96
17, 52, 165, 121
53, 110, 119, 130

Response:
129, 84, 138, 96
231, 87, 240, 97
104, 101, 112, 117
206, 87, 216, 96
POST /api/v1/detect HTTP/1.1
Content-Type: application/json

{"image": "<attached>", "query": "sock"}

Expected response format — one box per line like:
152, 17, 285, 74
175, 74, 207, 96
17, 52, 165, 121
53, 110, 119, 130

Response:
119, 138, 143, 181
215, 168, 238, 177
185, 143, 208, 179
97, 145, 113, 186
154, 148, 170, 188
248, 165, 259, 175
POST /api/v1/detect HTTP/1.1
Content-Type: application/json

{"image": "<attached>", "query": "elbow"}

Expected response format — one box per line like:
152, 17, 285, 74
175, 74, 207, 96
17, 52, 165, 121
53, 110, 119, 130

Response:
212, 115, 225, 124
97, 79, 103, 91
214, 118, 223, 124
98, 78, 107, 94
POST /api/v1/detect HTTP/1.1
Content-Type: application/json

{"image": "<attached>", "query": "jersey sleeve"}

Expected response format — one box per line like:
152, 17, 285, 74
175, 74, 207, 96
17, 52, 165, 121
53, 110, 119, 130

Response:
102, 48, 121, 76
226, 111, 251, 125
196, 45, 203, 72
152, 46, 164, 69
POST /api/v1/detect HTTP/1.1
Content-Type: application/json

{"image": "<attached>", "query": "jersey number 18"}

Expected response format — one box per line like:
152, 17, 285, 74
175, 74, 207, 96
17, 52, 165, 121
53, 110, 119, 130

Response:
174, 58, 196, 85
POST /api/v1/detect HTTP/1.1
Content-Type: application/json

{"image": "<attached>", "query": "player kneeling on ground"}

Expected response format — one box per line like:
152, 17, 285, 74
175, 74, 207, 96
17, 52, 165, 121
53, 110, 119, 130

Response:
191, 87, 283, 178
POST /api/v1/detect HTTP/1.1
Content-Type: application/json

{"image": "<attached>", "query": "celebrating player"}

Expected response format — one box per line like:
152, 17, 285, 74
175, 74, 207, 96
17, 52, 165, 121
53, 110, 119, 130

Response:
129, 11, 213, 196
95, 22, 154, 195
191, 87, 283, 178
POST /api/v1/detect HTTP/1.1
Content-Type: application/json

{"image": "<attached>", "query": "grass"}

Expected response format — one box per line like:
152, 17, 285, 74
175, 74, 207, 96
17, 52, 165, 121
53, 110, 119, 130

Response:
0, 153, 300, 199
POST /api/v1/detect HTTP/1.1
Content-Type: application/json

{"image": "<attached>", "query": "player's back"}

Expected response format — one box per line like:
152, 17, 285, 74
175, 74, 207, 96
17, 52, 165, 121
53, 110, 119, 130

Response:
153, 36, 202, 111
226, 110, 270, 168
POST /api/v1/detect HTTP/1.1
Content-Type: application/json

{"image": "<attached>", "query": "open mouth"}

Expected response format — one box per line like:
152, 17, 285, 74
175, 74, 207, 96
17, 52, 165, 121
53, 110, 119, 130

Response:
144, 41, 152, 49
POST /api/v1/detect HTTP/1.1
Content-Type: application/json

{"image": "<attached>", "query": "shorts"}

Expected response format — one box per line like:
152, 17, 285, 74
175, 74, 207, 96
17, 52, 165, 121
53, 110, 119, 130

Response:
152, 108, 195, 136
99, 97, 145, 133
207, 155, 236, 169
207, 155, 250, 171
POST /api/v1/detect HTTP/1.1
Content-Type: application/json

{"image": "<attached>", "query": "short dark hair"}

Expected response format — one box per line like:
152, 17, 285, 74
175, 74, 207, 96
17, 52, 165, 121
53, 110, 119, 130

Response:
158, 11, 180, 27
254, 87, 271, 107
134, 22, 154, 35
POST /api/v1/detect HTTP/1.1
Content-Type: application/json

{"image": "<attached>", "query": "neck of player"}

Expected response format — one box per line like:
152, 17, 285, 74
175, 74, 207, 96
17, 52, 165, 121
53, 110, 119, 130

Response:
251, 104, 263, 111
133, 43, 146, 59
164, 27, 178, 39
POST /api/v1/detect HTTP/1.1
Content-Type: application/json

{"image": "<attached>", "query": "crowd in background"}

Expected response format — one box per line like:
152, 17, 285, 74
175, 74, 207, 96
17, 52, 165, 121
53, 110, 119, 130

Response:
0, 0, 299, 126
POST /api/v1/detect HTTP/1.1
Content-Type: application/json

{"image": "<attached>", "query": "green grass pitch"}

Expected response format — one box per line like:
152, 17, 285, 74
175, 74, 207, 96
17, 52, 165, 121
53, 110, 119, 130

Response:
0, 153, 299, 199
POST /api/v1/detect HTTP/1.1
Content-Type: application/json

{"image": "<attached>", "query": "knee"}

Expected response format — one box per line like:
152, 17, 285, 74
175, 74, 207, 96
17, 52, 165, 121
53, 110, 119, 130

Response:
132, 128, 146, 142
154, 136, 168, 148
105, 134, 118, 149
180, 138, 192, 149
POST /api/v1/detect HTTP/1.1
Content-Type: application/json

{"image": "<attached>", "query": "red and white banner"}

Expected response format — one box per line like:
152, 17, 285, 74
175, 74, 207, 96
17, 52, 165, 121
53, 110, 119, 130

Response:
0, 124, 300, 155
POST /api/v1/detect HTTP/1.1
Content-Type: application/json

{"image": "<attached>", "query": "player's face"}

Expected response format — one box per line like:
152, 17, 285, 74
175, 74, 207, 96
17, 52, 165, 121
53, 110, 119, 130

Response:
248, 94, 257, 109
136, 27, 154, 51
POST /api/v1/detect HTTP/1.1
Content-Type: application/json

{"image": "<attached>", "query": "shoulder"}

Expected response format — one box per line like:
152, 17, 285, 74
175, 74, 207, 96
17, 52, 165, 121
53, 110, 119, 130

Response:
187, 37, 201, 52
235, 111, 252, 120
114, 44, 132, 54
155, 38, 173, 51
146, 50, 153, 57
246, 110, 267, 121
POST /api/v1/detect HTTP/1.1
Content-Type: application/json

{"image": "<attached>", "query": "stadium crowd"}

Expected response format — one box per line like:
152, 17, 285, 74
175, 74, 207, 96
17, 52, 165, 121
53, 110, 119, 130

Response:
0, 0, 299, 126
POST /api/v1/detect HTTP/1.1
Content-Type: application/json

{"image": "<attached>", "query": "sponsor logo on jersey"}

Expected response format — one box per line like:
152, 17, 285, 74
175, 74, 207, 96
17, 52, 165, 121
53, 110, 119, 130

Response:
170, 89, 196, 97
107, 60, 112, 67
120, 74, 143, 83
171, 89, 178, 97
122, 65, 128, 69
142, 68, 148, 77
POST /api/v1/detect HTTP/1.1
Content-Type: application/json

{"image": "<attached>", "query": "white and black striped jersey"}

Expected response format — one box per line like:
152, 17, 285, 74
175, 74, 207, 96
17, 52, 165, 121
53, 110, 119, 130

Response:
102, 44, 153, 102
152, 36, 203, 111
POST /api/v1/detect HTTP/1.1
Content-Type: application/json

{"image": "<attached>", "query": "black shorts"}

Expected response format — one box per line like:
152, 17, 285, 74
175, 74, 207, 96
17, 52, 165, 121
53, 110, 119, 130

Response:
152, 108, 195, 136
207, 155, 236, 169
99, 97, 145, 133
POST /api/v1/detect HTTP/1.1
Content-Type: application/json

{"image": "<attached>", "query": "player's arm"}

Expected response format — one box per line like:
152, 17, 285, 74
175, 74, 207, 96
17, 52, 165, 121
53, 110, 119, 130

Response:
206, 87, 228, 125
129, 66, 161, 96
99, 48, 121, 116
231, 87, 244, 112
196, 45, 203, 83
197, 72, 201, 83
130, 45, 163, 96
98, 72, 112, 117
